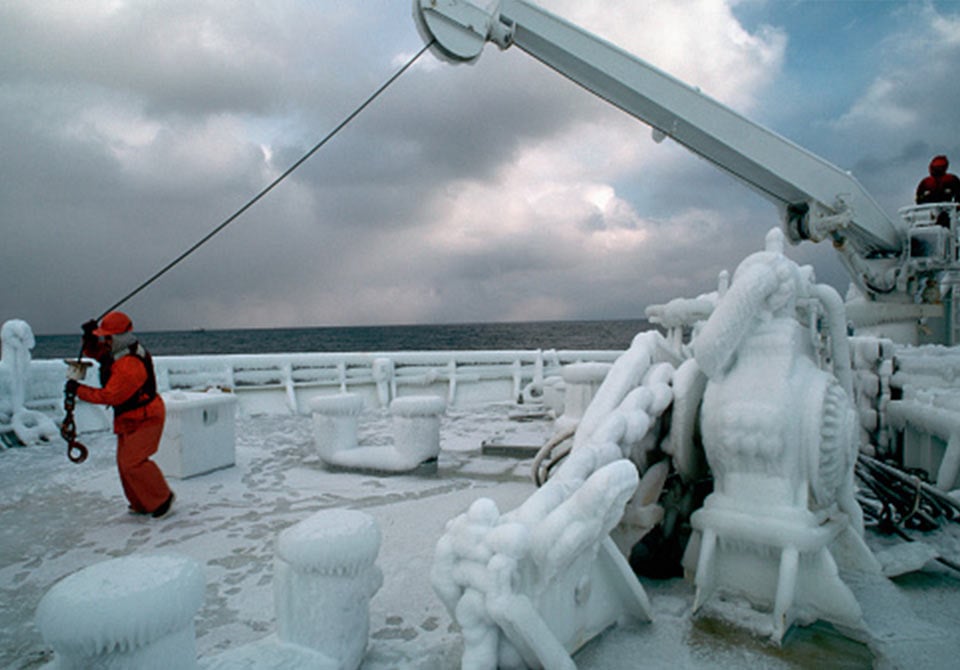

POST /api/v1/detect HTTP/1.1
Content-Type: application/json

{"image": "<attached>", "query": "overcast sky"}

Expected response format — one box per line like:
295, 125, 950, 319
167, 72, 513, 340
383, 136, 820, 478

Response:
2, 0, 959, 335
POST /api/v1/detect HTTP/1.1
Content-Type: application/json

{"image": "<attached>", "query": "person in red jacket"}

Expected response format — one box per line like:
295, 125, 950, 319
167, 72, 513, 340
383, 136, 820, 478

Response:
67, 311, 174, 518
916, 155, 960, 204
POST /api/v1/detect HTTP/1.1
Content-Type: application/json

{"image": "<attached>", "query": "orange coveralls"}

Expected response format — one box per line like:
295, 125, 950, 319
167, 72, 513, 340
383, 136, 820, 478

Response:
77, 356, 171, 513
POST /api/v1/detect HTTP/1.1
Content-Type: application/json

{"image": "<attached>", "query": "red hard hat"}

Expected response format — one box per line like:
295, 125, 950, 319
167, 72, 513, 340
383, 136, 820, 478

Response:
931, 154, 949, 171
92, 311, 133, 336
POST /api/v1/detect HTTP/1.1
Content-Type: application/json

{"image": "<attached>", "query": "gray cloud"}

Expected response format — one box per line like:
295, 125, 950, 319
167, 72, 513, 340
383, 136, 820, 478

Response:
2, 1, 958, 336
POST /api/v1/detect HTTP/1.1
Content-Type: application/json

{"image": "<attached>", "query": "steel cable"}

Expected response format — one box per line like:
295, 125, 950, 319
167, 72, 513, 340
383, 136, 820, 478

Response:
96, 40, 435, 320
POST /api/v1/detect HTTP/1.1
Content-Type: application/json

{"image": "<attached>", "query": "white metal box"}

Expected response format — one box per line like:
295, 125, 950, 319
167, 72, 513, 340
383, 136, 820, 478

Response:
156, 391, 237, 479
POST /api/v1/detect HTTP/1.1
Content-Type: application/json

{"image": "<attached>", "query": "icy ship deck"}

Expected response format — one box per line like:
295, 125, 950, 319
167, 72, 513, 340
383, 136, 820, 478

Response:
2, 401, 959, 669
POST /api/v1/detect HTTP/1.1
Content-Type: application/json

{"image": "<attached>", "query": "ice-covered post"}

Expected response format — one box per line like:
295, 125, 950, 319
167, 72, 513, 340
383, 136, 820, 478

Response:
1, 319, 34, 411
556, 362, 611, 432
35, 554, 205, 670
310, 393, 364, 461
274, 509, 383, 670
390, 395, 446, 467
2, 319, 60, 444
372, 357, 395, 407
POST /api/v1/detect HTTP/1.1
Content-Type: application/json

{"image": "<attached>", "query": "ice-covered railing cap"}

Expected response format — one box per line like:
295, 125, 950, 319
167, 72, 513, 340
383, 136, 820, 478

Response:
276, 509, 381, 575
35, 553, 205, 658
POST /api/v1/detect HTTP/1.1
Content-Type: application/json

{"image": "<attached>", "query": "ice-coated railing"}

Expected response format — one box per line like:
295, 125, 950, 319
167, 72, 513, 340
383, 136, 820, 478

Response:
3, 349, 624, 425
154, 349, 623, 414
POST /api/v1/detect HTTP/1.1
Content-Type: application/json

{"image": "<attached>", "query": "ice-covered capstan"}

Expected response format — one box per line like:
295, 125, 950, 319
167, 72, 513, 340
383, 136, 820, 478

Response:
0, 319, 59, 445
685, 229, 880, 641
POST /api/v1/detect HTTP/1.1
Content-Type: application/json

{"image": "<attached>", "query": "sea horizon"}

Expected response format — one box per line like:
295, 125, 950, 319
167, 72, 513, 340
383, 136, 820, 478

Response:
32, 317, 655, 360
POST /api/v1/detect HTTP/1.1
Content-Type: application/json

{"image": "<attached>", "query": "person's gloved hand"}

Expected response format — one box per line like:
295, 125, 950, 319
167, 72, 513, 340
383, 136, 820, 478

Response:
81, 319, 99, 336
65, 379, 79, 395
65, 360, 90, 382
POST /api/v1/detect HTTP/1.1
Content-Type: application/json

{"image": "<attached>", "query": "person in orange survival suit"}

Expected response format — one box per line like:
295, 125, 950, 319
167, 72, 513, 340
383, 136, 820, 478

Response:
66, 311, 174, 518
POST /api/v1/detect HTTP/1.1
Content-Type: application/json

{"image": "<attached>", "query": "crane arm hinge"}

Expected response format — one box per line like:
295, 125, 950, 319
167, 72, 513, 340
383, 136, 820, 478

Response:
415, 0, 513, 62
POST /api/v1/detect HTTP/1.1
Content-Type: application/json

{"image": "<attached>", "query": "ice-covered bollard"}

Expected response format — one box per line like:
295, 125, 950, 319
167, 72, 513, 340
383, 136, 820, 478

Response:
274, 509, 383, 670
35, 553, 205, 670
390, 395, 446, 467
310, 393, 364, 460
556, 362, 611, 432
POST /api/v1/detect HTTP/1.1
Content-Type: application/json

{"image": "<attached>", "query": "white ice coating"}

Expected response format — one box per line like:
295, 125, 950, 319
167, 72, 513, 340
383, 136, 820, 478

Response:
427, 228, 926, 662
431, 330, 687, 668
432, 461, 648, 670
35, 553, 205, 669
389, 395, 447, 417
877, 345, 960, 490
275, 508, 381, 574
310, 393, 365, 461
1, 320, 34, 411
554, 362, 611, 434
0, 319, 59, 445
309, 392, 368, 417
274, 509, 383, 670
371, 357, 395, 406
156, 390, 238, 479
8, 223, 960, 668
314, 394, 445, 473
686, 229, 878, 641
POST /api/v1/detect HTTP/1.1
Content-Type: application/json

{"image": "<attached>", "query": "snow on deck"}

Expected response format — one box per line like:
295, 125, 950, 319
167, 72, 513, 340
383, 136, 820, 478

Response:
3, 402, 960, 669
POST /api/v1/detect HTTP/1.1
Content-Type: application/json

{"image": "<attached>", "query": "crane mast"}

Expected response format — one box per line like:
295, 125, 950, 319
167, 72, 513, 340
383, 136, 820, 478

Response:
414, 0, 922, 298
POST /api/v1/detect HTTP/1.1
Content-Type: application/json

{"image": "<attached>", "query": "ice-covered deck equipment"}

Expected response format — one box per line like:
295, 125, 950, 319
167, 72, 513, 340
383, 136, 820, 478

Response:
155, 390, 237, 479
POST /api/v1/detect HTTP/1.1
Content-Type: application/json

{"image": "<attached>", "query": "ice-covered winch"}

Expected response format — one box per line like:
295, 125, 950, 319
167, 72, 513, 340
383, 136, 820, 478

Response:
686, 229, 880, 641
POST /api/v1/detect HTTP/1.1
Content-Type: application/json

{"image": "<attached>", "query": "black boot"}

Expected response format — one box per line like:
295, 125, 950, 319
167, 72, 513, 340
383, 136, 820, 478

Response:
152, 492, 175, 518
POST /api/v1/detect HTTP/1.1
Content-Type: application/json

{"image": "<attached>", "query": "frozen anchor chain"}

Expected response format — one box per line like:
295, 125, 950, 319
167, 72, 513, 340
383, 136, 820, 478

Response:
432, 458, 651, 670
60, 383, 88, 464
60, 359, 92, 464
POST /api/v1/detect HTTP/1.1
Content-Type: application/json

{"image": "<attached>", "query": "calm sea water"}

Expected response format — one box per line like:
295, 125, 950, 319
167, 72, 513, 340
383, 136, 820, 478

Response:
32, 319, 654, 360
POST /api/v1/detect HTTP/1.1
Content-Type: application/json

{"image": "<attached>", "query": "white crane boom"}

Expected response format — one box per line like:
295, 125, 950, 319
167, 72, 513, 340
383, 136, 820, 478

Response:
414, 0, 902, 258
